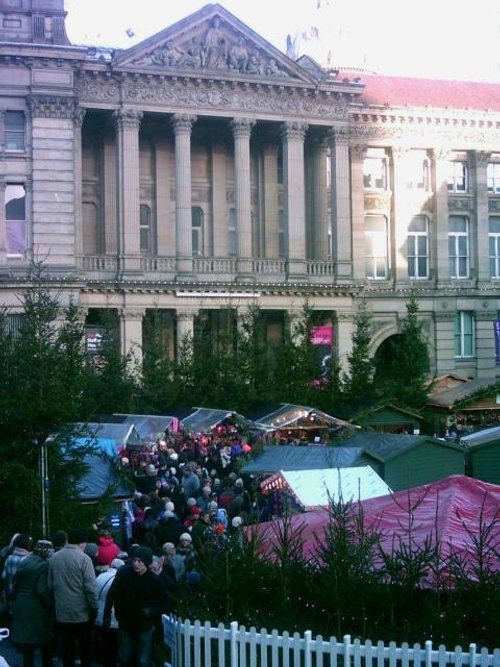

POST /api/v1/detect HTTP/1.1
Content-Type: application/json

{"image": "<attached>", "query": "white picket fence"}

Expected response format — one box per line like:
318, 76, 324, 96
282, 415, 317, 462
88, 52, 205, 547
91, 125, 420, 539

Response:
162, 617, 500, 667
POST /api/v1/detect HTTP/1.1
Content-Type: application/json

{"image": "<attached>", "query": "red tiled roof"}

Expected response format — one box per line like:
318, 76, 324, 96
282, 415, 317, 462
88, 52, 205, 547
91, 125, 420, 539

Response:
343, 72, 500, 112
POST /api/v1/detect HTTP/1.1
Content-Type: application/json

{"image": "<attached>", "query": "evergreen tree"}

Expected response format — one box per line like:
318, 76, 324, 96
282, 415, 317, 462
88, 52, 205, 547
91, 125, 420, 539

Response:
0, 264, 94, 539
80, 310, 137, 418
235, 305, 272, 411
138, 310, 177, 413
374, 294, 430, 409
343, 300, 375, 405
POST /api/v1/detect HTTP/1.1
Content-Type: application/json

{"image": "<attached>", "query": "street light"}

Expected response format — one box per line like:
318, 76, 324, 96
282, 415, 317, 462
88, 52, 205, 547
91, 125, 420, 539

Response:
40, 436, 54, 539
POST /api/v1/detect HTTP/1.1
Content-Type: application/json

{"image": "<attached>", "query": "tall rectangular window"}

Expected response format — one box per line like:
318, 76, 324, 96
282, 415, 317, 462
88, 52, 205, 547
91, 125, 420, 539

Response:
191, 206, 203, 257
489, 217, 500, 278
454, 312, 475, 358
139, 204, 152, 254
448, 215, 469, 278
407, 215, 429, 279
487, 163, 500, 193
5, 184, 26, 256
406, 150, 430, 190
447, 161, 468, 192
364, 215, 388, 279
227, 208, 237, 257
4, 111, 25, 151
278, 209, 286, 259
363, 156, 387, 189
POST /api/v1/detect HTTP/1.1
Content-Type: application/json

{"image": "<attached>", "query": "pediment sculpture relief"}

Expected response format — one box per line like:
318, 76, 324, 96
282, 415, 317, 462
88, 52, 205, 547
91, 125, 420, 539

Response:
133, 17, 287, 77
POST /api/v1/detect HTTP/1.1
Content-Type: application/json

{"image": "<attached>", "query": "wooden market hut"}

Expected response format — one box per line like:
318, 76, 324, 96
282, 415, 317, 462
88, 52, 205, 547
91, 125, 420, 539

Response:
461, 426, 500, 485
342, 432, 465, 491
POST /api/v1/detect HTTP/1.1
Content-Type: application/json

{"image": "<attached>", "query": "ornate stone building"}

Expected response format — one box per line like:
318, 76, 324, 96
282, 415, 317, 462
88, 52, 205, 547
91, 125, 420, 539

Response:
1, 0, 500, 379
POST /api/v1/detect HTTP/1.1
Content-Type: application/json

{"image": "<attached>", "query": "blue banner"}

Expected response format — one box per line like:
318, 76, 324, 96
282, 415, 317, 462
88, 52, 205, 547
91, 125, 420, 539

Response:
494, 319, 500, 365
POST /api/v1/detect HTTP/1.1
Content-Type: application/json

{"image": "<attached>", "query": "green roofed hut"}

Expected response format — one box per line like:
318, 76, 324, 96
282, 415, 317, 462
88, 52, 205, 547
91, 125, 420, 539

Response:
342, 432, 465, 491
461, 426, 500, 485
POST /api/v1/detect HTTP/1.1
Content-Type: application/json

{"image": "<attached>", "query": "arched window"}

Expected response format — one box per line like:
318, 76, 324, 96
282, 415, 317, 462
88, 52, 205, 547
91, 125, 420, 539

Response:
191, 206, 203, 256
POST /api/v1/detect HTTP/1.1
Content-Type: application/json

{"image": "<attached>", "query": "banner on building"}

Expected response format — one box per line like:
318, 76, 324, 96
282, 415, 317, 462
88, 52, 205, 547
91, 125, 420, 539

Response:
494, 320, 500, 365
85, 327, 104, 354
310, 324, 334, 382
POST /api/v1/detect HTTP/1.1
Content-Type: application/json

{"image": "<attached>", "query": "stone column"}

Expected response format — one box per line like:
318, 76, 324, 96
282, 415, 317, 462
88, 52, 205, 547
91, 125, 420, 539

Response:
230, 118, 255, 276
391, 147, 413, 283
329, 128, 352, 280
176, 309, 196, 359
310, 137, 329, 260
0, 180, 6, 265
120, 307, 145, 368
476, 310, 496, 377
103, 134, 117, 255
73, 108, 86, 264
432, 149, 451, 284
262, 144, 279, 258
171, 114, 197, 275
350, 144, 367, 281
281, 121, 308, 277
434, 309, 456, 376
474, 151, 490, 284
114, 108, 143, 274
336, 312, 354, 376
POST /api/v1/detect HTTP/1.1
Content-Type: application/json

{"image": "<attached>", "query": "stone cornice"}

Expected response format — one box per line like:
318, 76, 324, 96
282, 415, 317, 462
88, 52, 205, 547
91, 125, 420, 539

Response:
27, 94, 77, 119
77, 71, 349, 121
348, 108, 500, 144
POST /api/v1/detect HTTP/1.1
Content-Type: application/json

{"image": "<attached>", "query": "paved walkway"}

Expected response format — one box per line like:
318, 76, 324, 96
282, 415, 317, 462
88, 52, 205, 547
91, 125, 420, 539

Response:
0, 636, 102, 667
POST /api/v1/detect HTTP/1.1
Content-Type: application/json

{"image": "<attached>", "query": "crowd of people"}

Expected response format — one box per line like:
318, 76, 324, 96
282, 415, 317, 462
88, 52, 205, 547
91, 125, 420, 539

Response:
0, 423, 280, 667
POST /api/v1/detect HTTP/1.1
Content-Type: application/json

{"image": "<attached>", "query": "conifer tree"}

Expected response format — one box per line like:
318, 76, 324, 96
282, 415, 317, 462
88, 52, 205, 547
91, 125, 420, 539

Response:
343, 300, 375, 405
374, 294, 430, 409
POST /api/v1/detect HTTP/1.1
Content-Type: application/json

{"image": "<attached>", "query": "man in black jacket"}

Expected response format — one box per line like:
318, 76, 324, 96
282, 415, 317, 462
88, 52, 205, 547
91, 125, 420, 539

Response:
103, 546, 170, 667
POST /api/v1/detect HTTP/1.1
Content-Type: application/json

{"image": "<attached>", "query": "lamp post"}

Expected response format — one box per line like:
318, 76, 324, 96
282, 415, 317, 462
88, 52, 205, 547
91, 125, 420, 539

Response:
40, 436, 53, 539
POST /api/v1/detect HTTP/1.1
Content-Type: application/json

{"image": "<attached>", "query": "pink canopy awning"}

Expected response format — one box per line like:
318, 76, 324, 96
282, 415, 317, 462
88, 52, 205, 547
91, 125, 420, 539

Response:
251, 475, 500, 586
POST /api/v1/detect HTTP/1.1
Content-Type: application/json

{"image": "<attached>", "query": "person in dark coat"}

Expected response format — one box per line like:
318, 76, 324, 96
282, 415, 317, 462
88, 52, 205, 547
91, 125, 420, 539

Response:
103, 546, 170, 667
11, 540, 54, 667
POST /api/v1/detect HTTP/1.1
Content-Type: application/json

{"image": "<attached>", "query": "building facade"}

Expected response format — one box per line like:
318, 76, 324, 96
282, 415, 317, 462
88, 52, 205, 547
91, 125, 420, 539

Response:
1, 0, 500, 379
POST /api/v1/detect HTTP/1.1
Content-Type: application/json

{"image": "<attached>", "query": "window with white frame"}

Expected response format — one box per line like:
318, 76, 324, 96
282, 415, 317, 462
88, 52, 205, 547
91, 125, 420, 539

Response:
448, 215, 469, 278
139, 204, 152, 254
407, 215, 429, 279
364, 214, 388, 279
363, 153, 387, 189
454, 311, 475, 358
191, 206, 203, 256
228, 208, 237, 257
447, 160, 468, 192
4, 111, 25, 151
406, 150, 431, 190
5, 184, 26, 256
487, 162, 500, 193
489, 216, 500, 278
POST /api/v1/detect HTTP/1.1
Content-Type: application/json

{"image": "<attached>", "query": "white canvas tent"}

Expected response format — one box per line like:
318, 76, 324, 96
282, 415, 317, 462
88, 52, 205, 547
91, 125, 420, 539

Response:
260, 466, 392, 511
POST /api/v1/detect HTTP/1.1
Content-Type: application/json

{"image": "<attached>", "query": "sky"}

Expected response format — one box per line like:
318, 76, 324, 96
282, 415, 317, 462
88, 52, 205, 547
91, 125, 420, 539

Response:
64, 0, 500, 83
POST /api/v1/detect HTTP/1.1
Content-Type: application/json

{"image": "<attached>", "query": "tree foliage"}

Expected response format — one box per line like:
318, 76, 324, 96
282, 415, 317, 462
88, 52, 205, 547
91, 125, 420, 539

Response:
374, 294, 430, 409
343, 300, 375, 405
